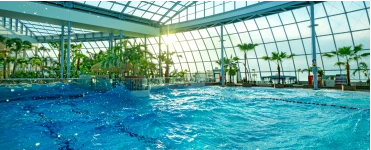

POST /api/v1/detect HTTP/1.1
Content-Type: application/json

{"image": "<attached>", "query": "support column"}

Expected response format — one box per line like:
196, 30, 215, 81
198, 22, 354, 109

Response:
67, 21, 71, 78
60, 25, 65, 79
310, 2, 318, 90
119, 30, 123, 45
20, 23, 23, 34
166, 38, 169, 78
9, 18, 12, 30
221, 24, 225, 87
159, 32, 162, 78
144, 36, 148, 76
109, 32, 113, 49
2, 17, 5, 27
15, 19, 18, 32
25, 28, 28, 36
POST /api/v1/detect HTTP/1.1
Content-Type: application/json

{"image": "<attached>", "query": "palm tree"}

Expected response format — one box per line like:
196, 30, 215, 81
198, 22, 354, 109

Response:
30, 56, 42, 77
237, 43, 258, 83
8, 38, 23, 77
353, 62, 369, 77
216, 55, 239, 83
0, 56, 5, 78
71, 44, 86, 77
353, 61, 369, 86
38, 46, 50, 78
0, 35, 8, 78
322, 44, 369, 86
301, 66, 313, 77
262, 51, 295, 84
102, 40, 154, 77
157, 51, 182, 81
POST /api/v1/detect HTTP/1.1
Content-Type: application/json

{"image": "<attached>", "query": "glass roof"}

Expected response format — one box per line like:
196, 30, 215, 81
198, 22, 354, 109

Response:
75, 1, 193, 23
72, 1, 262, 24
0, 1, 263, 37
19, 20, 98, 36
0, 1, 369, 83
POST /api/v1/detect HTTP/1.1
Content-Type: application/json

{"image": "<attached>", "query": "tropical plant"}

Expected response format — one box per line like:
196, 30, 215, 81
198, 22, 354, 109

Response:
30, 56, 42, 77
0, 56, 5, 78
7, 38, 22, 76
237, 43, 258, 83
352, 62, 369, 77
353, 61, 369, 85
322, 44, 369, 86
170, 69, 189, 78
38, 46, 50, 78
262, 51, 295, 84
301, 66, 313, 77
157, 51, 182, 79
216, 55, 239, 83
0, 35, 7, 78
102, 40, 154, 77
71, 44, 86, 77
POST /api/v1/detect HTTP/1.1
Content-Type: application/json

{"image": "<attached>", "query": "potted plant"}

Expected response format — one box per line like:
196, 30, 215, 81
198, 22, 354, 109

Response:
237, 43, 258, 86
262, 51, 295, 88
322, 44, 369, 91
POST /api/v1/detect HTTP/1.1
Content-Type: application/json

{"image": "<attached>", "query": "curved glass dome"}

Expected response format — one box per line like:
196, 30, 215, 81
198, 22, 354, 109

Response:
0, 1, 369, 82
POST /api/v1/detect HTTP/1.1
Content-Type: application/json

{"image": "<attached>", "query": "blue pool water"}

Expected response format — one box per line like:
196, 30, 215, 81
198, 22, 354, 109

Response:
0, 85, 369, 149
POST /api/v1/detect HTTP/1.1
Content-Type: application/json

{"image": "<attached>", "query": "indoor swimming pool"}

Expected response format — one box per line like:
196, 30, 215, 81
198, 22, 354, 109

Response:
0, 85, 369, 149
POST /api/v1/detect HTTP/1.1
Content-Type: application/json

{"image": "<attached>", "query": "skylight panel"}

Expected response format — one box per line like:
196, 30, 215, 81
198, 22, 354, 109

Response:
151, 14, 162, 21
166, 11, 175, 17
111, 4, 124, 12
129, 1, 140, 8
172, 5, 182, 11
142, 12, 154, 19
115, 1, 128, 5
138, 2, 150, 10
124, 7, 135, 14
98, 1, 113, 10
133, 9, 145, 17
162, 2, 173, 9
154, 1, 165, 7
148, 5, 160, 13
84, 1, 100, 7
157, 8, 168, 15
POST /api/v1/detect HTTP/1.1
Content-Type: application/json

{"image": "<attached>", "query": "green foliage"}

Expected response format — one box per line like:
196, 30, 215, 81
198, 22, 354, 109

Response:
237, 43, 258, 83
170, 69, 189, 78
216, 55, 239, 83
322, 44, 369, 86
12, 70, 37, 78
157, 51, 182, 77
262, 51, 295, 84
101, 40, 155, 77
353, 62, 369, 77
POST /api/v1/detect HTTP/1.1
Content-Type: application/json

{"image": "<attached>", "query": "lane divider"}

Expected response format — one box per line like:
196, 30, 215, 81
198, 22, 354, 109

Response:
257, 97, 369, 111
164, 91, 369, 111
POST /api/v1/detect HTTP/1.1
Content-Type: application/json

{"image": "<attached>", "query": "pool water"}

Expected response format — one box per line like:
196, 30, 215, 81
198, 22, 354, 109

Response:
0, 85, 369, 149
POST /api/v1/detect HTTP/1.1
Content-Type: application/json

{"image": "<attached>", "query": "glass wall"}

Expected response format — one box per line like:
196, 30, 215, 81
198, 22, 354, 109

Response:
2, 1, 369, 82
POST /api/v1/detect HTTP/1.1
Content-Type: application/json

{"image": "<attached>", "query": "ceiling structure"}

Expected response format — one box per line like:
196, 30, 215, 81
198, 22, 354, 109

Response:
0, 1, 370, 82
0, 1, 323, 41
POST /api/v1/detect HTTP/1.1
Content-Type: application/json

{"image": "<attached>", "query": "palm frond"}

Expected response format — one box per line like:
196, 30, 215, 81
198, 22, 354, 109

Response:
261, 56, 270, 61
334, 61, 346, 67
322, 53, 335, 58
